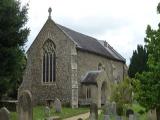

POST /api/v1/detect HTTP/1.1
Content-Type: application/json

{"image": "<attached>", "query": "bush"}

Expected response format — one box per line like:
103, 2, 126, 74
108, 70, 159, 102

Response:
116, 104, 124, 116
138, 109, 145, 115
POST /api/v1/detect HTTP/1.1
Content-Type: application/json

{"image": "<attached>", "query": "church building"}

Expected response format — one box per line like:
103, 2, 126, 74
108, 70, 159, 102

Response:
19, 8, 127, 108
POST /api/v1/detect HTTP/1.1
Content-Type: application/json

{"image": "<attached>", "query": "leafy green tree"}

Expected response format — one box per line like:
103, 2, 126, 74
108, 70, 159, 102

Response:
128, 45, 148, 78
132, 3, 160, 120
0, 0, 29, 99
111, 77, 133, 115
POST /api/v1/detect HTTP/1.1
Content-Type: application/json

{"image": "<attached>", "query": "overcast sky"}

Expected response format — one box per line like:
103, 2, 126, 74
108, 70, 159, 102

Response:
21, 0, 160, 65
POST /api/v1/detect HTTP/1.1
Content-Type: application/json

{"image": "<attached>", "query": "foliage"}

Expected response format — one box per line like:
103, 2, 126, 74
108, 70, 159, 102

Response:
111, 77, 133, 115
132, 3, 160, 119
0, 0, 29, 99
128, 45, 148, 78
131, 104, 147, 120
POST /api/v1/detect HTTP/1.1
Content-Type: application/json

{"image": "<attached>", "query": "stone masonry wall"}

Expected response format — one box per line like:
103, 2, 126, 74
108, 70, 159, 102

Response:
19, 19, 74, 105
77, 50, 125, 99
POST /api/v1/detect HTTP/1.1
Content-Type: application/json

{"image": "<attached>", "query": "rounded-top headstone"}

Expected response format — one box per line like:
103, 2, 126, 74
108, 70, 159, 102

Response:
18, 90, 33, 120
54, 98, 62, 113
0, 107, 10, 120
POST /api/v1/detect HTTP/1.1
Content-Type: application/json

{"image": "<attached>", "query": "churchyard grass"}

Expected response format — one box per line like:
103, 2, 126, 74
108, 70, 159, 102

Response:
97, 104, 147, 120
10, 112, 17, 120
10, 106, 89, 120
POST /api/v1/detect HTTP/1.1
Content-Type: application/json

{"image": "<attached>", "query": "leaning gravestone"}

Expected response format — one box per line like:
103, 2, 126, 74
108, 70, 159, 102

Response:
0, 107, 10, 120
54, 98, 62, 113
89, 103, 98, 120
18, 90, 33, 120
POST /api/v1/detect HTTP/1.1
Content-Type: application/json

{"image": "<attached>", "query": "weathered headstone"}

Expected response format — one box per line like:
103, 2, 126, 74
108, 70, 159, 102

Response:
44, 106, 50, 118
116, 115, 123, 120
112, 101, 116, 115
89, 103, 98, 120
129, 114, 134, 120
0, 107, 10, 120
104, 115, 110, 120
54, 98, 62, 113
148, 109, 157, 120
104, 101, 112, 115
18, 90, 33, 120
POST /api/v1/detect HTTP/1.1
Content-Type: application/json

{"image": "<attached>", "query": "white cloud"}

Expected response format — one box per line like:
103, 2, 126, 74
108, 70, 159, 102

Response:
21, 0, 160, 65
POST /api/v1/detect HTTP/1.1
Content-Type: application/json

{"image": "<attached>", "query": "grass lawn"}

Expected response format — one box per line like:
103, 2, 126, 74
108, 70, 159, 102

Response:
10, 106, 89, 120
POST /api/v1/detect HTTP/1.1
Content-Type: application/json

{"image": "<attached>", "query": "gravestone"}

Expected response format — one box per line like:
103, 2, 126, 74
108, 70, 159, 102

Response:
148, 109, 157, 120
54, 98, 62, 113
116, 115, 123, 120
104, 101, 112, 115
44, 106, 50, 118
104, 115, 110, 120
89, 103, 98, 120
112, 101, 116, 115
0, 107, 10, 120
129, 114, 134, 120
126, 109, 134, 118
18, 90, 33, 120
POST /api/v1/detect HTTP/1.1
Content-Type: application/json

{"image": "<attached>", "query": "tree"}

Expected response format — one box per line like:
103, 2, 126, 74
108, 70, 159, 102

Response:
132, 3, 160, 120
128, 45, 148, 78
111, 77, 133, 115
0, 0, 29, 99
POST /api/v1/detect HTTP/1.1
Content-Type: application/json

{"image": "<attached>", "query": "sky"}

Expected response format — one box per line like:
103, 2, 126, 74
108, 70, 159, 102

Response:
21, 0, 160, 65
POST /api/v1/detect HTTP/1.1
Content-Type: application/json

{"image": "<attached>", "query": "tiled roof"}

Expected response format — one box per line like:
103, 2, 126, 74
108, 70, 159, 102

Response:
81, 71, 101, 85
57, 24, 125, 63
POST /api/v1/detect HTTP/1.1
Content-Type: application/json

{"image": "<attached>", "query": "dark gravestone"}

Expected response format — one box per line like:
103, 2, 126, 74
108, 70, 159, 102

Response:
0, 107, 10, 120
18, 90, 33, 120
89, 103, 98, 120
126, 109, 134, 118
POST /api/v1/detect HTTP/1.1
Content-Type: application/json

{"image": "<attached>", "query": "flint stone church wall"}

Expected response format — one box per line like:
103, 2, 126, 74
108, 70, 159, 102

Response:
19, 19, 74, 105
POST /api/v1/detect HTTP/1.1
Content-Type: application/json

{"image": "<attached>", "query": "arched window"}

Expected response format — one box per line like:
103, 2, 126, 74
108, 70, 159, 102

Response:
42, 40, 56, 83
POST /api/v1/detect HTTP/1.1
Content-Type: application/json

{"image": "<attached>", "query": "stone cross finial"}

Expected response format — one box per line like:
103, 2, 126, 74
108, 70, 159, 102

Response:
48, 7, 52, 19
